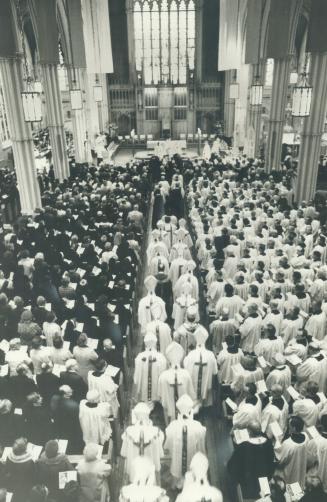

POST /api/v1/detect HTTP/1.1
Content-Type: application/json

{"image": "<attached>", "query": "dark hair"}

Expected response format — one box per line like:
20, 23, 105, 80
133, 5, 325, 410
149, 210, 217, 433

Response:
290, 415, 304, 433
53, 335, 63, 349
94, 358, 106, 372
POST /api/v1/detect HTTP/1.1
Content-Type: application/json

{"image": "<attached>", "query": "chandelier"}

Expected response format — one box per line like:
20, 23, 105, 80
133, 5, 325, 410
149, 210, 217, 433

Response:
291, 70, 312, 117
250, 73, 263, 106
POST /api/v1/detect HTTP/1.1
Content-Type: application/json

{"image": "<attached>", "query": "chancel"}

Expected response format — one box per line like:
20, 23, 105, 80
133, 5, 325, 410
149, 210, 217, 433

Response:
1, 0, 327, 501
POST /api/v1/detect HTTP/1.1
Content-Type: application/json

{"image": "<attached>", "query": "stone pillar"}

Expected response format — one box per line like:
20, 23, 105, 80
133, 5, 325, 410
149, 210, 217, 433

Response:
296, 52, 327, 202
249, 104, 262, 157
99, 73, 109, 131
67, 67, 88, 164
0, 57, 41, 214
234, 62, 250, 149
40, 63, 69, 181
224, 71, 235, 138
265, 56, 292, 172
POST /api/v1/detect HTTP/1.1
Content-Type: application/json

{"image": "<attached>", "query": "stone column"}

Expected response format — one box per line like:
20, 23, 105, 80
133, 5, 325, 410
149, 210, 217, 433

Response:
296, 52, 327, 202
224, 70, 235, 138
234, 62, 250, 149
249, 103, 262, 157
40, 63, 69, 181
265, 56, 292, 172
0, 57, 41, 214
67, 67, 88, 164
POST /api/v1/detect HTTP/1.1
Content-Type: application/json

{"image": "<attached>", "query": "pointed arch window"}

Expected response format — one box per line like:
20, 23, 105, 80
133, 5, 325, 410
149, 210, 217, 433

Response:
133, 0, 195, 85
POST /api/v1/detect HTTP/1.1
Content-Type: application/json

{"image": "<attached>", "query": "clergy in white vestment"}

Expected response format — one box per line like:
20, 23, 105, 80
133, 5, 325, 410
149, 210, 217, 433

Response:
169, 239, 192, 262
261, 384, 289, 439
274, 416, 309, 488
149, 252, 170, 277
263, 301, 284, 336
306, 415, 327, 492
158, 342, 195, 424
119, 456, 169, 502
173, 260, 199, 301
207, 270, 226, 312
138, 276, 167, 334
173, 219, 192, 248
176, 452, 223, 502
232, 382, 262, 430
223, 251, 238, 279
231, 355, 264, 397
217, 335, 244, 384
87, 358, 119, 418
133, 333, 167, 407
164, 394, 206, 489
305, 302, 327, 340
183, 326, 218, 409
173, 306, 200, 355
254, 324, 284, 365
79, 390, 112, 445
147, 231, 169, 262
266, 354, 292, 396
239, 304, 263, 354
168, 254, 188, 287
296, 342, 327, 392
172, 281, 199, 330
121, 402, 164, 480
202, 141, 211, 161
159, 215, 177, 250
145, 305, 172, 355
210, 308, 238, 354
215, 283, 244, 318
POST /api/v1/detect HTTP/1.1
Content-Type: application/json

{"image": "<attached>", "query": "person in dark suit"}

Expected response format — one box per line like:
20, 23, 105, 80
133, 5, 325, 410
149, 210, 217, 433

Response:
59, 359, 87, 403
36, 362, 60, 407
9, 363, 38, 408
50, 385, 83, 454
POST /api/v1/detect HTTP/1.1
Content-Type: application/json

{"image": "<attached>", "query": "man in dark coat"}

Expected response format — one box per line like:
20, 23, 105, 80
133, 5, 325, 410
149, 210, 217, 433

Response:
59, 359, 87, 403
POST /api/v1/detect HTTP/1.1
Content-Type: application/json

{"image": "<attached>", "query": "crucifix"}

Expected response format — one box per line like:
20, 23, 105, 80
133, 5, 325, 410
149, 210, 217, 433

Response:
132, 428, 150, 456
156, 325, 161, 352
195, 352, 207, 400
182, 425, 188, 475
170, 369, 182, 418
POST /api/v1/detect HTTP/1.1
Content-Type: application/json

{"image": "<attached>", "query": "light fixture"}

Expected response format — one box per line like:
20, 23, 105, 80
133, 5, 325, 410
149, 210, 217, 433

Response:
16, 0, 42, 123
70, 82, 83, 111
229, 70, 239, 100
250, 75, 263, 106
291, 71, 312, 117
94, 85, 103, 102
289, 71, 298, 84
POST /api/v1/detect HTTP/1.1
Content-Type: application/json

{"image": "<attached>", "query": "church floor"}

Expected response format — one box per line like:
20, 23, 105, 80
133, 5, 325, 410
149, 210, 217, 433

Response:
110, 188, 238, 502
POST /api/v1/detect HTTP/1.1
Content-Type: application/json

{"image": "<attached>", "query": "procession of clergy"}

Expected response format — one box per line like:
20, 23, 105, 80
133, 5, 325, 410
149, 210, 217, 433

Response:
128, 153, 327, 502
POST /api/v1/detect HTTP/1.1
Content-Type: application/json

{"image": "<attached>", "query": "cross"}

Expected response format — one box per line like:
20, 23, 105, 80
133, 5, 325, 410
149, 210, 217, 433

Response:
195, 352, 207, 400
170, 370, 182, 418
147, 354, 156, 401
132, 428, 150, 456
156, 325, 160, 352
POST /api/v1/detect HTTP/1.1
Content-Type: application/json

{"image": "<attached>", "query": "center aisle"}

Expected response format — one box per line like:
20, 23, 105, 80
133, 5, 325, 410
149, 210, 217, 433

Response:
117, 164, 235, 502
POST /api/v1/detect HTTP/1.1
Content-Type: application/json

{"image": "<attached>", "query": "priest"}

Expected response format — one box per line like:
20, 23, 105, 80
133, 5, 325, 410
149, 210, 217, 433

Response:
158, 341, 195, 424
119, 456, 169, 501
138, 276, 167, 334
164, 394, 206, 489
133, 333, 167, 408
183, 326, 218, 410
173, 306, 200, 355
145, 303, 172, 355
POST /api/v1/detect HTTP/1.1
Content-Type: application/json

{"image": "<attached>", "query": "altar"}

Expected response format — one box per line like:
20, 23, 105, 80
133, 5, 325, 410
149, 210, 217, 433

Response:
146, 139, 187, 157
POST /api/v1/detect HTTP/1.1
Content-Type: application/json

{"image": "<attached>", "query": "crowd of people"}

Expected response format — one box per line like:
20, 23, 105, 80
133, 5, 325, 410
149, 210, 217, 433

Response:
0, 146, 327, 502
0, 160, 151, 501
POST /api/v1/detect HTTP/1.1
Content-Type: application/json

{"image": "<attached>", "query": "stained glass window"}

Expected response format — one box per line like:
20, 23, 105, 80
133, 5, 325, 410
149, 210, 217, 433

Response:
133, 0, 196, 85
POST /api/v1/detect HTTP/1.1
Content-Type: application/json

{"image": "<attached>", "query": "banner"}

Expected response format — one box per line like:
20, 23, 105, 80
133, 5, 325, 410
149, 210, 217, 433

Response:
66, 0, 86, 68
307, 0, 327, 53
218, 0, 242, 71
0, 0, 17, 58
245, 0, 264, 64
81, 0, 114, 74
267, 0, 296, 59
34, 0, 59, 64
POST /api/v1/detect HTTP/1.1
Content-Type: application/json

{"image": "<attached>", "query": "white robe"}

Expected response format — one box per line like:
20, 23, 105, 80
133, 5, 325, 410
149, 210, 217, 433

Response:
79, 400, 111, 445
239, 314, 263, 353
266, 366, 292, 395
169, 243, 192, 262
164, 417, 206, 480
176, 481, 223, 502
138, 294, 167, 332
263, 311, 284, 336
87, 372, 119, 417
296, 354, 327, 392
217, 348, 243, 384
216, 295, 244, 319
254, 337, 284, 365
233, 398, 262, 429
306, 435, 327, 491
293, 398, 319, 427
145, 320, 172, 355
184, 347, 218, 406
173, 321, 199, 355
172, 295, 199, 329
133, 349, 167, 402
261, 397, 288, 438
306, 312, 327, 340
275, 435, 308, 487
121, 423, 164, 478
147, 241, 169, 262
207, 280, 226, 311
149, 255, 170, 277
210, 319, 237, 353
169, 257, 188, 287
174, 273, 199, 301
120, 485, 168, 502
158, 367, 195, 420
